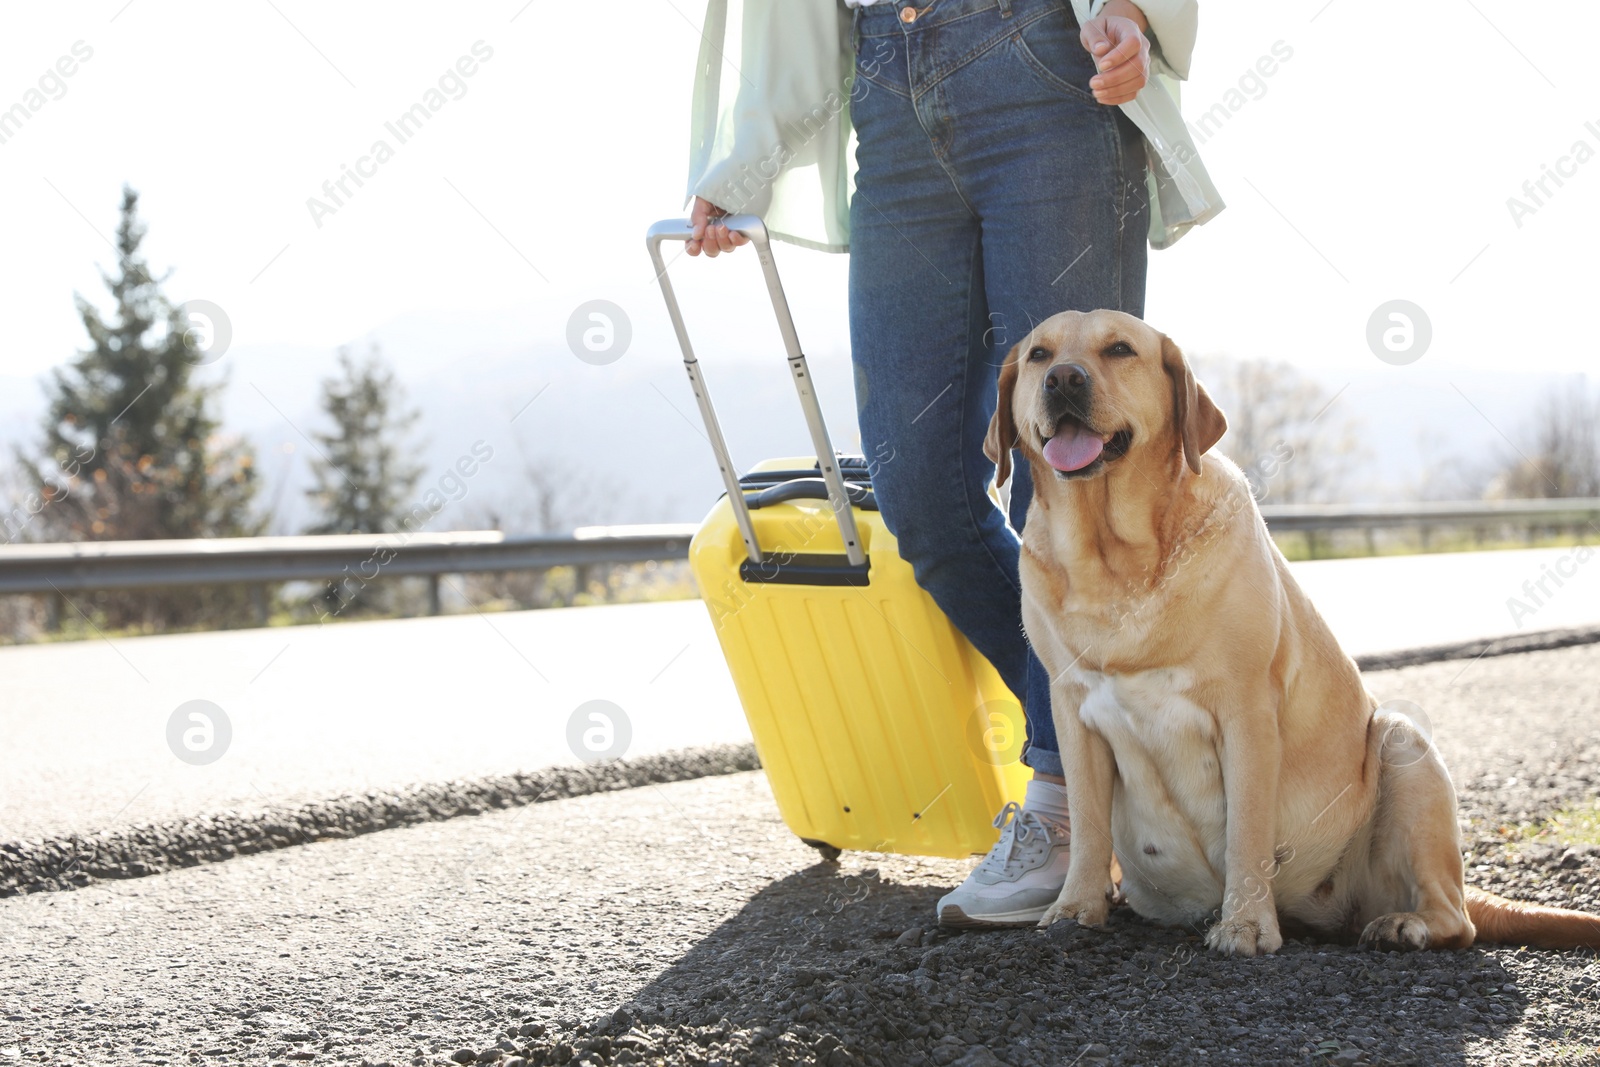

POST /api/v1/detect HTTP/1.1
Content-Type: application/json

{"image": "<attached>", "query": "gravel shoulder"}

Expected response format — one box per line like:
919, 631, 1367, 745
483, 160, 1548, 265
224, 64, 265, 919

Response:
0, 746, 760, 898
3, 644, 1599, 1067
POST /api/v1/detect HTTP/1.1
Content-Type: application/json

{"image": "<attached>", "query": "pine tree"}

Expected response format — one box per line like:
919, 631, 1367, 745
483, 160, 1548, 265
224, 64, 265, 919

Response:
13, 185, 260, 632
304, 343, 423, 535
20, 185, 258, 543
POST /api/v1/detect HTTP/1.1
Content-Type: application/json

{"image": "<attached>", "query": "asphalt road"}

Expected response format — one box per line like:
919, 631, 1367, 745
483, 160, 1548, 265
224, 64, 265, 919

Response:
0, 600, 751, 841
4, 642, 1599, 1067
2, 546, 1597, 842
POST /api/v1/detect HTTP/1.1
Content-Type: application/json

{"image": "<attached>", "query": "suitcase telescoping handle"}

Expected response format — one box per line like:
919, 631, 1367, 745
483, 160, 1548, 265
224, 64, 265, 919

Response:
645, 216, 866, 569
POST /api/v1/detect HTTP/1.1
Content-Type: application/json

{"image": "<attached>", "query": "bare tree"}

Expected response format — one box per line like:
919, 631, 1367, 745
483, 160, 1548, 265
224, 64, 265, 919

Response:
1408, 427, 1495, 502
464, 439, 625, 610
490, 436, 620, 534
1196, 357, 1361, 504
1487, 377, 1600, 499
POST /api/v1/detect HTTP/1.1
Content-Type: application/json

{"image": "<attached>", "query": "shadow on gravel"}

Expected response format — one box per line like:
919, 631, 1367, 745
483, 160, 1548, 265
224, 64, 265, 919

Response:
497, 861, 1532, 1067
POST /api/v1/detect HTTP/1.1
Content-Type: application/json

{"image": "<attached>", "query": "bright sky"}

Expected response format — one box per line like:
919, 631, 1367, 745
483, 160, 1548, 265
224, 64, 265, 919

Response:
2, 0, 1596, 385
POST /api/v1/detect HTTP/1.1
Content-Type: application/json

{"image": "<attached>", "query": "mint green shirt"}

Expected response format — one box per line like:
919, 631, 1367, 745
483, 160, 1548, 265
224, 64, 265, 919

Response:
686, 0, 1223, 253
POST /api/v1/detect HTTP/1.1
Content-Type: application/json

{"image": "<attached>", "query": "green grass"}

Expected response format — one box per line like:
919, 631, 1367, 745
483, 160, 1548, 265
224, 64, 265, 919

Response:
1503, 800, 1600, 849
1273, 529, 1596, 562
1538, 1038, 1600, 1065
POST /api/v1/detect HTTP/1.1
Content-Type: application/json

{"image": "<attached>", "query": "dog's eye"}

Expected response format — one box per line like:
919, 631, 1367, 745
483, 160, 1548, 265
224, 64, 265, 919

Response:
1105, 341, 1136, 357
1027, 346, 1051, 363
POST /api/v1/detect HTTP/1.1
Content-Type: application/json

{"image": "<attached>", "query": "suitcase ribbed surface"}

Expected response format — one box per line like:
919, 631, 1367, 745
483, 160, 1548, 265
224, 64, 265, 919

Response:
690, 457, 1030, 858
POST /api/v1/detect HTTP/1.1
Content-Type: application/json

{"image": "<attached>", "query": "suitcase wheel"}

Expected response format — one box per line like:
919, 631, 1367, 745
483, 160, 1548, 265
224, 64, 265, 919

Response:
800, 838, 842, 863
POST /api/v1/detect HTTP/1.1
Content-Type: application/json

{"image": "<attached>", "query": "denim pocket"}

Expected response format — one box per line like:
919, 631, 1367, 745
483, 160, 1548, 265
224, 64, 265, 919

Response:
855, 32, 907, 99
1011, 10, 1100, 107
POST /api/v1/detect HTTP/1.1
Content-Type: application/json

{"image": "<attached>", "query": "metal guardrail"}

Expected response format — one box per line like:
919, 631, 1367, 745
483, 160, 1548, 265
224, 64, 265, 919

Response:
1256, 498, 1600, 533
0, 526, 698, 598
0, 499, 1594, 601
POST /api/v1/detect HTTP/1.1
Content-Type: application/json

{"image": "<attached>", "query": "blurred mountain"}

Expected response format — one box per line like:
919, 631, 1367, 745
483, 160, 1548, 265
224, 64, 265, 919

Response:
2, 312, 1581, 538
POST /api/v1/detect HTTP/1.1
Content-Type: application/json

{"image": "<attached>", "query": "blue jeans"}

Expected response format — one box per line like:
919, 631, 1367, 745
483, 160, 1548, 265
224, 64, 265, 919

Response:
848, 0, 1149, 779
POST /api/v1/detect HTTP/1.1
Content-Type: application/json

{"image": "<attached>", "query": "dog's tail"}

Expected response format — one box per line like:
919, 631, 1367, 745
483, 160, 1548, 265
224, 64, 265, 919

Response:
1466, 887, 1600, 949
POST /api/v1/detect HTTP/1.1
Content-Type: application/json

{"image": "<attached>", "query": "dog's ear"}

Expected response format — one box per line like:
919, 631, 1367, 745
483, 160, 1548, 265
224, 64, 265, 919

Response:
1160, 333, 1227, 475
983, 343, 1023, 488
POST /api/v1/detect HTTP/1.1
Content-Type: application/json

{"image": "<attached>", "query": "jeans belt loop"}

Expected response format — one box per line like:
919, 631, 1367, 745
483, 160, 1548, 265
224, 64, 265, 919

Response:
998, 0, 1014, 17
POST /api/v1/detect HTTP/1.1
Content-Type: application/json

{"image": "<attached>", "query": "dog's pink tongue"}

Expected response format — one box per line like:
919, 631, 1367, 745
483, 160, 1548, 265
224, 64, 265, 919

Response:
1042, 423, 1105, 472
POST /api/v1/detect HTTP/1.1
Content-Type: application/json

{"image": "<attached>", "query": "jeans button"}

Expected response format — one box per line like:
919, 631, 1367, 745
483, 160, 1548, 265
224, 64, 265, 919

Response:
900, 6, 918, 23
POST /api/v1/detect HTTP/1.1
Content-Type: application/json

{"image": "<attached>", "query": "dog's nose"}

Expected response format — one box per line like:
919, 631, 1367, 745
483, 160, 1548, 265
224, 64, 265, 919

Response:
1044, 363, 1089, 396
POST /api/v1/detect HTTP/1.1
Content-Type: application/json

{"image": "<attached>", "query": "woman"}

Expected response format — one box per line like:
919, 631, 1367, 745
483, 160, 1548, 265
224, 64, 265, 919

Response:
684, 0, 1221, 927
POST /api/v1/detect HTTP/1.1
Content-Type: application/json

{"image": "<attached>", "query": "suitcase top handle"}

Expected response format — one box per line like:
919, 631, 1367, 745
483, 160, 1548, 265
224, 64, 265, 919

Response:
744, 476, 878, 512
646, 216, 866, 569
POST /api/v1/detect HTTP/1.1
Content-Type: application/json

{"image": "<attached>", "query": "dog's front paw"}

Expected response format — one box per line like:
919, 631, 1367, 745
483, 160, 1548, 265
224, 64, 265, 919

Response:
1205, 911, 1283, 957
1358, 912, 1430, 951
1039, 887, 1110, 930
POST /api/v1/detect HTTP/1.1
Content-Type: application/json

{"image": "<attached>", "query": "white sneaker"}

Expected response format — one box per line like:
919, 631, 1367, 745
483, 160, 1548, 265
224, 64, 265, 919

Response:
937, 801, 1070, 928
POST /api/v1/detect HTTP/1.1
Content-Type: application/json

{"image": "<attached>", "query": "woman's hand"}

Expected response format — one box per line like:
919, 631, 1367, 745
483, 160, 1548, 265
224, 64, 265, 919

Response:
686, 196, 748, 257
1080, 0, 1150, 106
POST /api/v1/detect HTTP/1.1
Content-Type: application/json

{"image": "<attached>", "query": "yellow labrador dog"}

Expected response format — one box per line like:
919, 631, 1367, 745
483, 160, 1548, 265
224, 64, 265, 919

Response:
985, 308, 1600, 955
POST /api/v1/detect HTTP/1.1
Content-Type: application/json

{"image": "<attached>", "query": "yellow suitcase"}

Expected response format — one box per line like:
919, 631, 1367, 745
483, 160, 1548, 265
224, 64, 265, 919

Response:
647, 216, 1029, 860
